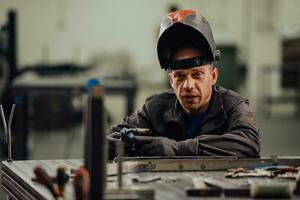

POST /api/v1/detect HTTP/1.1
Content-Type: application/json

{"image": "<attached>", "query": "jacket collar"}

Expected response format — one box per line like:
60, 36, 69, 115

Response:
201, 85, 227, 131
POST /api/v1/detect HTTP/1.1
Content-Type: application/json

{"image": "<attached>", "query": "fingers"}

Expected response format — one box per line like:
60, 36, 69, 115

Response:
109, 132, 121, 139
127, 128, 152, 136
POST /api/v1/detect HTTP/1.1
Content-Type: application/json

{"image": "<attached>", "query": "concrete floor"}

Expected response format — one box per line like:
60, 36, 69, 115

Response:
1, 85, 300, 199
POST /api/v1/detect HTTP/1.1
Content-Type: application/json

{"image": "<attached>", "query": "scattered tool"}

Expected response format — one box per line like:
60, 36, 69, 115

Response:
132, 176, 161, 184
224, 188, 250, 197
32, 166, 69, 198
226, 166, 299, 178
250, 183, 293, 199
186, 177, 221, 197
226, 168, 272, 178
56, 166, 69, 197
33, 166, 60, 199
294, 170, 300, 195
258, 165, 298, 175
73, 167, 90, 200
0, 104, 15, 162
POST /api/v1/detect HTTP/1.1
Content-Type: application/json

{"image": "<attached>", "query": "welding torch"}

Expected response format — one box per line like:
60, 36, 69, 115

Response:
120, 127, 151, 147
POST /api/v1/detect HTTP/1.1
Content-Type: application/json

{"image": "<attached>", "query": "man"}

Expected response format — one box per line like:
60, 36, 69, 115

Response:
108, 10, 260, 158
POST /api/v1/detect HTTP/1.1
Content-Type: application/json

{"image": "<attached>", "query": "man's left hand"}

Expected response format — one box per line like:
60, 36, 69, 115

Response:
134, 136, 179, 156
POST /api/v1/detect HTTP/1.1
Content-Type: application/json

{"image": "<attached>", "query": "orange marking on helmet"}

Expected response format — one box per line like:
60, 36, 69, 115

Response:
168, 10, 196, 23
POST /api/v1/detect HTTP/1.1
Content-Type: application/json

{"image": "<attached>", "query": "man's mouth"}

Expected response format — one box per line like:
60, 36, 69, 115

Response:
182, 95, 198, 101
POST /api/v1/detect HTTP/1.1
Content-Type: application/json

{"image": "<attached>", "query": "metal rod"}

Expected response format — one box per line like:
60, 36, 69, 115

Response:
117, 141, 124, 189
0, 105, 8, 143
7, 104, 15, 162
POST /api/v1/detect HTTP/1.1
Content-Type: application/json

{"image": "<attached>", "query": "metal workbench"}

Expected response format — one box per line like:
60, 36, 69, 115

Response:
2, 157, 300, 200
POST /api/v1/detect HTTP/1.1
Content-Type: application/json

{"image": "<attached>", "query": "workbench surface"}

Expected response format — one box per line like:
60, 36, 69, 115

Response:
1, 158, 300, 200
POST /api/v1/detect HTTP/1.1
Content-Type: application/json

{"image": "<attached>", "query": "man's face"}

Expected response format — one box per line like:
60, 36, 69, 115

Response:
168, 47, 218, 114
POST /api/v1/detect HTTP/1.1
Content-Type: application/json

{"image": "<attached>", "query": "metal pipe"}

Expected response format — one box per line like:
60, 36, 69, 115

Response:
117, 141, 124, 189
7, 104, 15, 162
0, 105, 8, 143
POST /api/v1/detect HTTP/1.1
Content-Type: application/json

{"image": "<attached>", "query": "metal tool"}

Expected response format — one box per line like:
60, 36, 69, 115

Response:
120, 127, 137, 146
56, 166, 69, 197
250, 183, 293, 199
127, 128, 152, 136
186, 177, 222, 197
294, 170, 300, 195
120, 127, 152, 146
0, 104, 15, 162
117, 140, 124, 189
73, 167, 90, 200
132, 176, 161, 184
226, 166, 299, 178
33, 166, 60, 199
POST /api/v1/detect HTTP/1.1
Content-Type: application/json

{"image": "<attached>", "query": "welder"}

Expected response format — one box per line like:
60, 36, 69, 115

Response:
108, 10, 260, 159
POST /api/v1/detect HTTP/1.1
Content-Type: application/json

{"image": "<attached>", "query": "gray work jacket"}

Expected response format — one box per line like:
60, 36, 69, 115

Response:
110, 85, 261, 157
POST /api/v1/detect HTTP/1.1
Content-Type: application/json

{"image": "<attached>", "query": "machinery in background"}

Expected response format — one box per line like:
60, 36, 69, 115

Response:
0, 10, 17, 101
17, 63, 91, 130
263, 37, 300, 118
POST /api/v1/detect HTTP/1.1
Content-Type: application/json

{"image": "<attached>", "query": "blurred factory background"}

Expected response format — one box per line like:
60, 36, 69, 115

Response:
0, 0, 300, 165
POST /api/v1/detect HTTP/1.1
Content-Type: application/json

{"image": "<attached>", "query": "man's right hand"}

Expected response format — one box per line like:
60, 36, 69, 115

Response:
107, 132, 121, 144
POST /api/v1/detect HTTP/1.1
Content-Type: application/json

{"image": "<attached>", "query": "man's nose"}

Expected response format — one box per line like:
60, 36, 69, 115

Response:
183, 76, 195, 90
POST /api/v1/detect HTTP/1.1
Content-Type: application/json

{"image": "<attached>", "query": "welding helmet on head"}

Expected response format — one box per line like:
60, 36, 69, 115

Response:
157, 10, 220, 70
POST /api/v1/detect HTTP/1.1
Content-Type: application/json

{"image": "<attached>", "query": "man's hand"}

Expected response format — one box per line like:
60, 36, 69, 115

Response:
134, 136, 178, 156
107, 132, 121, 144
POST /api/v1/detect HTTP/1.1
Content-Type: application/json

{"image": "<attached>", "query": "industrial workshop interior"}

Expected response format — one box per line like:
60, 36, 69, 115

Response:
1, 0, 300, 199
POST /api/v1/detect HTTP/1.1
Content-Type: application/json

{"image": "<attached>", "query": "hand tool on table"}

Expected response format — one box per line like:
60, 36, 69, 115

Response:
73, 167, 90, 200
226, 166, 299, 178
32, 166, 69, 198
294, 170, 300, 195
132, 176, 161, 184
56, 166, 69, 197
186, 177, 222, 197
33, 166, 60, 199
250, 182, 293, 199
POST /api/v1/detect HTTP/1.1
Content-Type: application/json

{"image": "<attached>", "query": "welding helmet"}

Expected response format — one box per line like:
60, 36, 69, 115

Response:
157, 10, 220, 70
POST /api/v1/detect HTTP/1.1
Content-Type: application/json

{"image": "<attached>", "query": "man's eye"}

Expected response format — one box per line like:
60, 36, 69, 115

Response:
174, 73, 185, 80
192, 72, 203, 78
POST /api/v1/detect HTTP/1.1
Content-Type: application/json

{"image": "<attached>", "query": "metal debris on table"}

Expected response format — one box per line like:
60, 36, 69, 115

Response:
225, 165, 299, 178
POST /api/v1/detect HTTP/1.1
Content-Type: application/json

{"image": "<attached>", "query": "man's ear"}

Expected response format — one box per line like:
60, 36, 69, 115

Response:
211, 67, 218, 85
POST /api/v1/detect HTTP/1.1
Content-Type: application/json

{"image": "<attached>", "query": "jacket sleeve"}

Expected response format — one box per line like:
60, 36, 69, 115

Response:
109, 103, 154, 133
108, 103, 154, 159
177, 100, 261, 157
